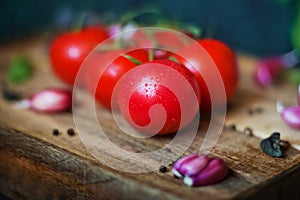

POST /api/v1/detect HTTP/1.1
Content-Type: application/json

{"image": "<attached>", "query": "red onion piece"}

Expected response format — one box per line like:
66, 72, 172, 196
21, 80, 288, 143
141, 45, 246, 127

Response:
277, 101, 300, 130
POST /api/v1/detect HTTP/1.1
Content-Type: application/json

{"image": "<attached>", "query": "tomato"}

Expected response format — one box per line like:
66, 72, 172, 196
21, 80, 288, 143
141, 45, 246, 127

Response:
117, 59, 200, 135
85, 49, 149, 109
174, 39, 238, 112
50, 26, 109, 85
153, 49, 171, 60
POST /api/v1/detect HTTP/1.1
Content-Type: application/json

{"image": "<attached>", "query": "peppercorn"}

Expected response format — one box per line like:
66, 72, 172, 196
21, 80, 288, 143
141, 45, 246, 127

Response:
52, 129, 59, 136
2, 89, 22, 101
159, 165, 168, 173
67, 128, 75, 136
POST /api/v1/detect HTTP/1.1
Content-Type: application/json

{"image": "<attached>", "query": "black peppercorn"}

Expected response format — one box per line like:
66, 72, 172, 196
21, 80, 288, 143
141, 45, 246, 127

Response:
2, 89, 22, 101
52, 129, 59, 136
159, 165, 168, 173
67, 128, 75, 136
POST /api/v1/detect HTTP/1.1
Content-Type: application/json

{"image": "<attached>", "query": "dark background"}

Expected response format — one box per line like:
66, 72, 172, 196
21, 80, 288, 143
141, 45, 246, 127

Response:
0, 0, 297, 56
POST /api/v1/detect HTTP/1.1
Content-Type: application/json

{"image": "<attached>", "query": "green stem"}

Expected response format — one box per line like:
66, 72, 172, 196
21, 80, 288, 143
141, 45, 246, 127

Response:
148, 49, 154, 61
72, 13, 87, 31
123, 54, 142, 65
168, 56, 180, 64
114, 36, 124, 49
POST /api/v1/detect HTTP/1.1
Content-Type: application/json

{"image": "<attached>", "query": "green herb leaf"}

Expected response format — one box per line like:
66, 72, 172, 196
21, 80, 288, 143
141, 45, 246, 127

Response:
7, 56, 33, 84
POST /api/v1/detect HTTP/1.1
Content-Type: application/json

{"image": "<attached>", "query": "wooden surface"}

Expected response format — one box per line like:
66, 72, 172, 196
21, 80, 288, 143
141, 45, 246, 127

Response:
1, 35, 300, 199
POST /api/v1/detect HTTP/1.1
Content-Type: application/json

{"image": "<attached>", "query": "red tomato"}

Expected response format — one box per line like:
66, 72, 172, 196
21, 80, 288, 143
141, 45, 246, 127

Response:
117, 59, 200, 135
85, 49, 149, 109
174, 39, 238, 112
50, 26, 109, 85
153, 49, 171, 60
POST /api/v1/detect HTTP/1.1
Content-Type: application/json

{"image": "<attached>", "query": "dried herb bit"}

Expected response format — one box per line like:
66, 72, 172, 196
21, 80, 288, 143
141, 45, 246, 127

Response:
260, 132, 282, 157
52, 129, 59, 136
159, 165, 168, 173
228, 124, 236, 131
67, 128, 75, 136
243, 127, 253, 136
7, 56, 33, 84
247, 107, 264, 115
164, 147, 172, 153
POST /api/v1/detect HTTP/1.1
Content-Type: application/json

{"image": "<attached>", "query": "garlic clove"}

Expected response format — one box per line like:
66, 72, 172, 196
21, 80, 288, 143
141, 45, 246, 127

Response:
253, 57, 283, 88
279, 105, 300, 130
178, 155, 209, 177
277, 101, 300, 130
15, 89, 72, 113
14, 99, 31, 110
183, 158, 228, 187
172, 154, 199, 178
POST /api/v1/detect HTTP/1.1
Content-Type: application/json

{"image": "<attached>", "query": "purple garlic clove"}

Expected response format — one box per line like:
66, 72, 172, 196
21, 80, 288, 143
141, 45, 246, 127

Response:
183, 157, 228, 187
172, 154, 210, 178
277, 101, 300, 130
108, 23, 122, 38
15, 88, 72, 113
253, 57, 284, 88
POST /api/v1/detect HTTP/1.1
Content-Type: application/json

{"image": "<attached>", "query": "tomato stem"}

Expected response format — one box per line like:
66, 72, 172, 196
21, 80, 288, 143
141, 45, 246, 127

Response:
168, 56, 180, 64
123, 54, 142, 65
148, 49, 154, 61
72, 13, 87, 31
114, 37, 124, 49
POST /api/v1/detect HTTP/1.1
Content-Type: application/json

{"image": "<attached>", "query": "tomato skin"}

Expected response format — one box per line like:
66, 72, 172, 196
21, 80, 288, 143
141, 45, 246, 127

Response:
50, 26, 109, 85
174, 39, 238, 112
117, 59, 200, 135
199, 39, 238, 102
85, 49, 149, 109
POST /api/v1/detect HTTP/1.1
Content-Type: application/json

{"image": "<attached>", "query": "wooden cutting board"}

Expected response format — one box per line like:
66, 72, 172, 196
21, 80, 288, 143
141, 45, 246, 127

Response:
1, 35, 300, 199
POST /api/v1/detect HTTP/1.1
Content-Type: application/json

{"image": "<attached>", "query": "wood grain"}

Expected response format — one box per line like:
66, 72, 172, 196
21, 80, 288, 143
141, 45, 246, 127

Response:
1, 35, 300, 199
226, 57, 300, 150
